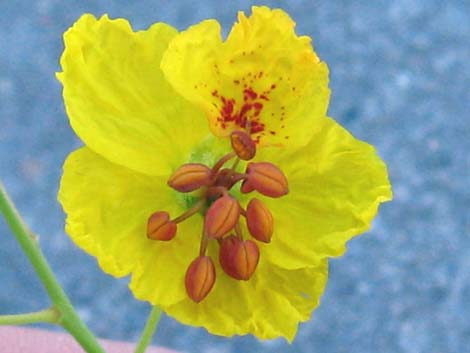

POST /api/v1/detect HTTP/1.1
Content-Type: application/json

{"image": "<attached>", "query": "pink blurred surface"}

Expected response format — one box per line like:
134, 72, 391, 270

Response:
0, 326, 181, 353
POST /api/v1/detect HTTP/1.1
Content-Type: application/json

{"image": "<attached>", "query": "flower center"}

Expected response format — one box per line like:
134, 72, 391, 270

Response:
146, 130, 288, 303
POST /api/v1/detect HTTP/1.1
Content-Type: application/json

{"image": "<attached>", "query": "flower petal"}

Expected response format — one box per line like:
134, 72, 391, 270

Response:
58, 147, 198, 306
161, 6, 330, 146
57, 14, 208, 176
256, 116, 392, 269
163, 253, 328, 341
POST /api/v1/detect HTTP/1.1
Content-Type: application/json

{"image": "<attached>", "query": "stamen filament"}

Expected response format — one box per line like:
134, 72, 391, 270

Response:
231, 173, 248, 184
172, 199, 205, 224
199, 231, 210, 256
231, 157, 241, 171
234, 223, 243, 240
211, 152, 236, 175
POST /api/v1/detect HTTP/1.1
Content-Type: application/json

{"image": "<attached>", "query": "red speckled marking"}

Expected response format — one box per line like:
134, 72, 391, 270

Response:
209, 72, 290, 142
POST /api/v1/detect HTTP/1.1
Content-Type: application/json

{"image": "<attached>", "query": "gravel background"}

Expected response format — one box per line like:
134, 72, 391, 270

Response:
1, 1, 469, 352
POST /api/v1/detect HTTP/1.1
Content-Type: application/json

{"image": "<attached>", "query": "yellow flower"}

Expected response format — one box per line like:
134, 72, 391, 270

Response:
57, 6, 392, 341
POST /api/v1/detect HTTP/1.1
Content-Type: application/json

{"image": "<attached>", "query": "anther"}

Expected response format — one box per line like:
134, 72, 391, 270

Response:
147, 211, 177, 241
219, 236, 260, 281
204, 196, 240, 238
185, 256, 216, 303
230, 130, 256, 160
240, 180, 255, 194
244, 162, 289, 198
246, 198, 273, 243
167, 163, 212, 192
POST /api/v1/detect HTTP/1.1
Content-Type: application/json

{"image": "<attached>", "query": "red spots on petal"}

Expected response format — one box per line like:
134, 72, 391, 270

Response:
260, 94, 269, 101
238, 104, 253, 122
209, 73, 286, 142
244, 88, 257, 100
214, 87, 267, 137
221, 97, 235, 117
250, 121, 265, 134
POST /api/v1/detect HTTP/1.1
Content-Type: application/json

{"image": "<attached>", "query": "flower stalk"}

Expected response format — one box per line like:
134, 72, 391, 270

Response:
0, 181, 106, 353
134, 306, 162, 353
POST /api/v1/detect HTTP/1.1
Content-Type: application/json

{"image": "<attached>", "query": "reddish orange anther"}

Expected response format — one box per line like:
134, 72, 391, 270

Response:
245, 162, 288, 198
240, 179, 255, 194
204, 196, 240, 238
185, 256, 216, 303
167, 163, 212, 192
246, 198, 274, 243
147, 211, 177, 241
231, 130, 256, 160
219, 236, 260, 281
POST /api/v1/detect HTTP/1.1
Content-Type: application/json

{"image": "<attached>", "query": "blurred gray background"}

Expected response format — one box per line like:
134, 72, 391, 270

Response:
1, 1, 469, 352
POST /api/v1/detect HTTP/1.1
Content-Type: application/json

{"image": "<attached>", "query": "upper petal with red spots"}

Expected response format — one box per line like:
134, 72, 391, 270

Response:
161, 6, 330, 147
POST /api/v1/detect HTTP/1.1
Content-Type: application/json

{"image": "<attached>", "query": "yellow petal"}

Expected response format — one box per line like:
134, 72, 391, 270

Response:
161, 6, 330, 146
256, 116, 392, 269
57, 14, 207, 176
58, 147, 199, 306
164, 251, 328, 341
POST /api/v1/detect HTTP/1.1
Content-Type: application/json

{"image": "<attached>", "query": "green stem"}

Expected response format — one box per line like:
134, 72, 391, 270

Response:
0, 181, 106, 353
134, 306, 162, 353
0, 307, 61, 325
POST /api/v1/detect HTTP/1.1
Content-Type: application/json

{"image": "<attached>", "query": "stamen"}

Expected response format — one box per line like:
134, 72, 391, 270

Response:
199, 230, 209, 256
185, 256, 216, 303
231, 157, 241, 171
172, 199, 206, 224
246, 198, 273, 243
240, 179, 255, 194
232, 173, 247, 184
147, 211, 177, 241
213, 170, 247, 189
168, 163, 212, 192
244, 162, 289, 197
211, 152, 236, 175
219, 236, 260, 281
234, 222, 243, 240
230, 130, 256, 160
204, 196, 240, 239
